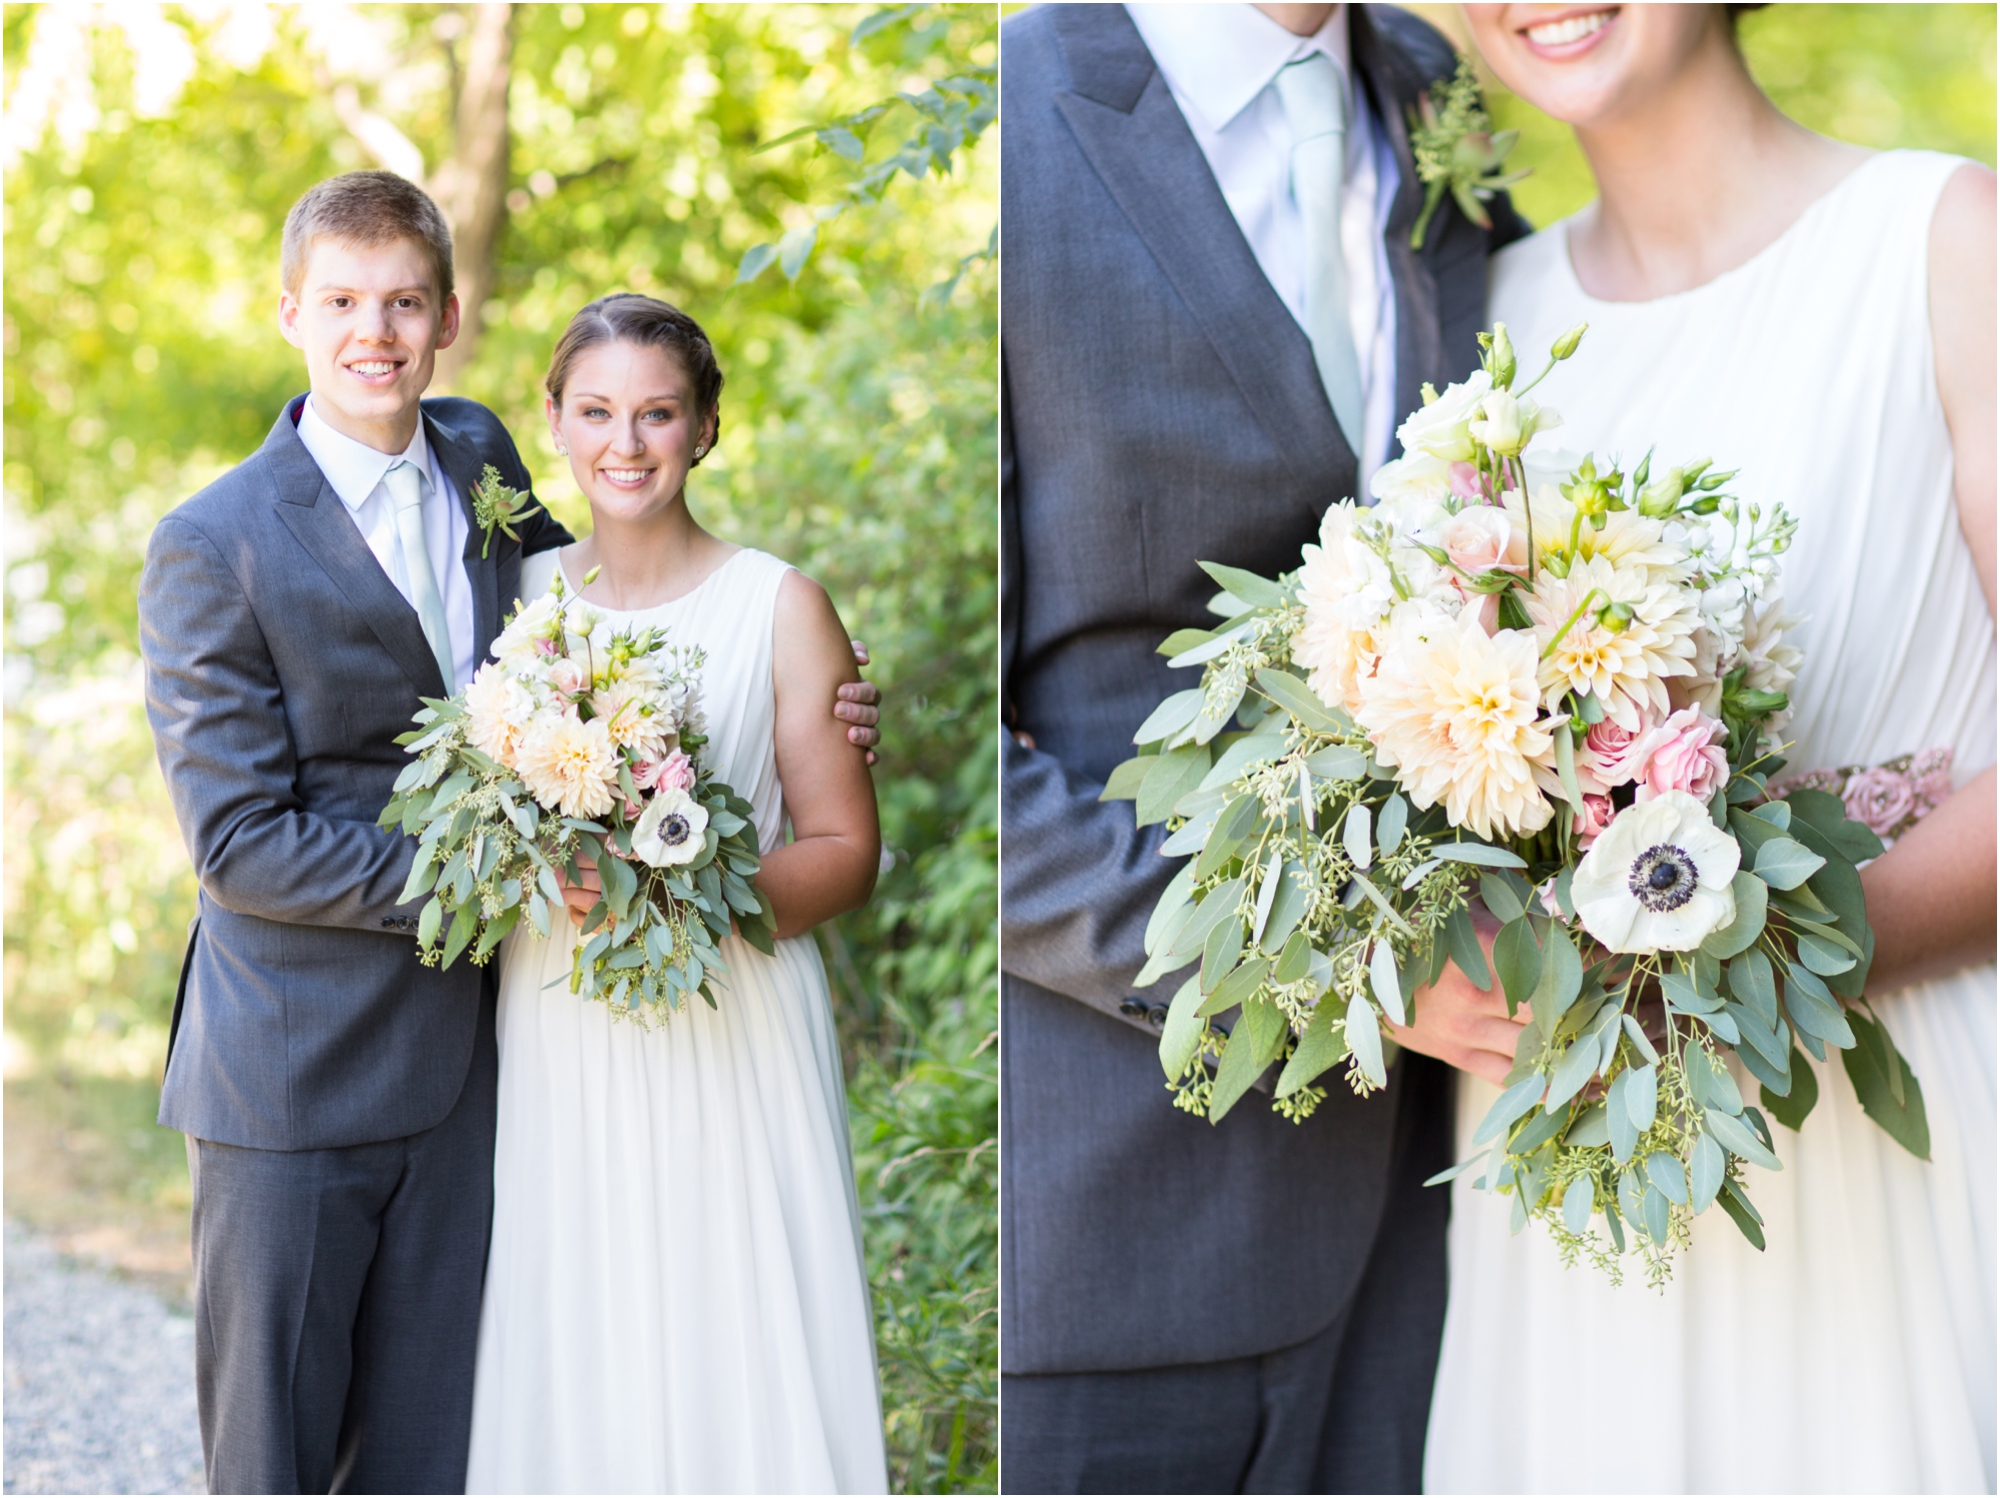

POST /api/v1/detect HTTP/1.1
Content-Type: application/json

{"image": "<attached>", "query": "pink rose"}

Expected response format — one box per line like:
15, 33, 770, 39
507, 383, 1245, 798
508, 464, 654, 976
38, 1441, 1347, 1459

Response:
1844, 766, 1916, 838
1438, 507, 1513, 578
1448, 462, 1486, 502
1615, 708, 1729, 804
633, 747, 694, 795
548, 659, 588, 696
1579, 718, 1641, 789
535, 636, 560, 657
1910, 747, 1954, 814
1575, 793, 1616, 849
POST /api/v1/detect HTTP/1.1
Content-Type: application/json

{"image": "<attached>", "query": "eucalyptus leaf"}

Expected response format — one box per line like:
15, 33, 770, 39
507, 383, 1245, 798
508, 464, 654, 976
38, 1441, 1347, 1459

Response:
1761, 1043, 1819, 1129
1700, 871, 1767, 959
1159, 976, 1206, 1081
1707, 1108, 1782, 1170
1562, 1174, 1595, 1235
1493, 917, 1541, 1018
1344, 802, 1374, 871
1754, 837, 1826, 890
1207, 998, 1290, 1121
1134, 688, 1205, 746
1370, 940, 1407, 1026
1474, 1071, 1547, 1147
1690, 1132, 1725, 1213
1346, 995, 1386, 1090
1626, 1062, 1658, 1133
1444, 905, 1493, 991
1277, 997, 1348, 1096
1252, 666, 1343, 731
1376, 793, 1409, 856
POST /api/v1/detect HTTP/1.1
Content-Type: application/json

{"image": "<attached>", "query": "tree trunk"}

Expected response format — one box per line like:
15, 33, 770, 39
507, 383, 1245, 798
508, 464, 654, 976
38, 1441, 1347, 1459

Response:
428, 3, 513, 393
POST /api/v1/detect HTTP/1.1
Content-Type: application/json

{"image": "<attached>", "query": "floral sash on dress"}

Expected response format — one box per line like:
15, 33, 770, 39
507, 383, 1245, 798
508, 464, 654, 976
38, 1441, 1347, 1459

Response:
1768, 748, 1953, 844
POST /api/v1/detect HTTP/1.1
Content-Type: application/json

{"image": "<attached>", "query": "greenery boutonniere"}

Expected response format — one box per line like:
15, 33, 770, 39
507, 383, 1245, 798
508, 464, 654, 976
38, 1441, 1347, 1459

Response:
471, 464, 544, 559
1407, 57, 1530, 250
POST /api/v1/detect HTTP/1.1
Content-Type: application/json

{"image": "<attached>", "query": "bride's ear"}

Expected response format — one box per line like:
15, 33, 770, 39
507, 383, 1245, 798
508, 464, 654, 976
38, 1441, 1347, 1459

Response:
546, 394, 567, 458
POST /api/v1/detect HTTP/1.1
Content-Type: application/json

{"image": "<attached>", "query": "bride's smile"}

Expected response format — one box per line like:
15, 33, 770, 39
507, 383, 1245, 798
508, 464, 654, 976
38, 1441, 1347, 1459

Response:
1517, 5, 1621, 60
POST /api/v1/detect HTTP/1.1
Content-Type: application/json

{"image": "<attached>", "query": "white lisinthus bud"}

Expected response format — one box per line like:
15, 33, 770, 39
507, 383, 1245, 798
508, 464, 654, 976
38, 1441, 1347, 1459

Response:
1469, 390, 1561, 458
1489, 322, 1518, 387
1637, 466, 1685, 519
1550, 321, 1588, 361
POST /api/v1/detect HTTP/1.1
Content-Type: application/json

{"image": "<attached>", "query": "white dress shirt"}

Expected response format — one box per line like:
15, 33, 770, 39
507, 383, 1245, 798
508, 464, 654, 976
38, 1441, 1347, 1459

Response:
297, 396, 476, 691
1125, 2, 1400, 488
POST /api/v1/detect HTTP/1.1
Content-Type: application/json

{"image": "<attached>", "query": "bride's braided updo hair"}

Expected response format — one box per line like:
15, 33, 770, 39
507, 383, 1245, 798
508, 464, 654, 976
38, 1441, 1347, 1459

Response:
545, 293, 726, 465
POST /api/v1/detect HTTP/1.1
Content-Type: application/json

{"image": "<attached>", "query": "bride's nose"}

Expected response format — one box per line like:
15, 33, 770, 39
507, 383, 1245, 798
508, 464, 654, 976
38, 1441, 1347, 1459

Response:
610, 418, 648, 457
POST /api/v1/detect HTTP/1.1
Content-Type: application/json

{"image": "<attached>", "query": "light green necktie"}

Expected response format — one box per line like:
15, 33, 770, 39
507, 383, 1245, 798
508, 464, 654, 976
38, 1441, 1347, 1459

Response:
384, 459, 455, 691
1274, 53, 1367, 450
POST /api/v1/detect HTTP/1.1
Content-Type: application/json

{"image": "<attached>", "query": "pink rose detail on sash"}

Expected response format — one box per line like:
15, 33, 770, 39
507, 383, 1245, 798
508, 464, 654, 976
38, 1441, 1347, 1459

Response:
1769, 747, 1954, 845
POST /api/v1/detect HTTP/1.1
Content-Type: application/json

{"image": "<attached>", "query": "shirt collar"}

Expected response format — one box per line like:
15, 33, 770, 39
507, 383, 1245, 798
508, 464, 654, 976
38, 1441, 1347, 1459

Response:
1126, 3, 1351, 136
297, 394, 434, 514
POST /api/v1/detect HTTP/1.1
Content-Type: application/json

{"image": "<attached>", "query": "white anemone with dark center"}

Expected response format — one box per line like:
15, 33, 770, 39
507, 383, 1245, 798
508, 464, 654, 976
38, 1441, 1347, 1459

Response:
1571, 790, 1740, 953
1627, 842, 1699, 913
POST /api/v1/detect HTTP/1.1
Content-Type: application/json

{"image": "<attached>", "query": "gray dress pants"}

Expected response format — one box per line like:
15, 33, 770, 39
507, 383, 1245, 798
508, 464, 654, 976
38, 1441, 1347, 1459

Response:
186, 994, 497, 1495
1000, 1054, 1453, 1494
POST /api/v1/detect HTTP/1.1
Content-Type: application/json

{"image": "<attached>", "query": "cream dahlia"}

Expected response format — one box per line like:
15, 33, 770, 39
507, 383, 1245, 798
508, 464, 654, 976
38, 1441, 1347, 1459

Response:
1354, 607, 1553, 840
1527, 555, 1699, 731
515, 710, 620, 819
463, 662, 538, 769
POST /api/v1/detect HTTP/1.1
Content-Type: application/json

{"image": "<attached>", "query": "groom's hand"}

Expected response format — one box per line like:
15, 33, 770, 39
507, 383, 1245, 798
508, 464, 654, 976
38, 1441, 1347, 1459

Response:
556, 864, 603, 929
838, 640, 881, 765
1385, 905, 1527, 1086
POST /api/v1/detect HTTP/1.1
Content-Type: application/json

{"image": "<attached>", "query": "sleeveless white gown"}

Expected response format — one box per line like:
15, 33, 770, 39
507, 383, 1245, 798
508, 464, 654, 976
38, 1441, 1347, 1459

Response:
464, 547, 888, 1494
1426, 152, 1996, 1494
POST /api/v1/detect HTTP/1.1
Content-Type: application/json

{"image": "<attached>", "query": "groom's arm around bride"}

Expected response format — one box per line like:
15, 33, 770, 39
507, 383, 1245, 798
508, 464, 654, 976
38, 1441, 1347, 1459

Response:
999, 6, 1525, 1492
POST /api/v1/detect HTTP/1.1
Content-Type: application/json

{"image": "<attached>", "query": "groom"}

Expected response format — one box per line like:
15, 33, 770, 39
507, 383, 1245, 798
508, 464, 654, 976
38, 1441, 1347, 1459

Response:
141, 171, 879, 1493
1001, 5, 1526, 1491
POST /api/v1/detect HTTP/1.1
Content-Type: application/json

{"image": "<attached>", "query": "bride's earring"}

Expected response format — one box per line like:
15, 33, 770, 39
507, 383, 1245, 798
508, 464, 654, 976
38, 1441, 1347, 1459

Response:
693, 445, 706, 460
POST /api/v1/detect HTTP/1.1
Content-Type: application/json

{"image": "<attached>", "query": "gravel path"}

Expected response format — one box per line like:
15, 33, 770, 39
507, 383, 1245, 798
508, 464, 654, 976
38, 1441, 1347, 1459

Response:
4, 1220, 204, 1495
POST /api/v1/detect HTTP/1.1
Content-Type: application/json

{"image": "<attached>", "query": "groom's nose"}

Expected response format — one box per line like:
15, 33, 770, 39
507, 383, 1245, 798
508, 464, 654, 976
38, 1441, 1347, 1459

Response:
356, 299, 397, 344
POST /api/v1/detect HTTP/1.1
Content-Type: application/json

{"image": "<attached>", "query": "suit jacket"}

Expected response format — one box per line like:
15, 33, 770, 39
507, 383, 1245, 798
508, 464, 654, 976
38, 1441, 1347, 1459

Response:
1000, 3, 1528, 1375
141, 394, 574, 1152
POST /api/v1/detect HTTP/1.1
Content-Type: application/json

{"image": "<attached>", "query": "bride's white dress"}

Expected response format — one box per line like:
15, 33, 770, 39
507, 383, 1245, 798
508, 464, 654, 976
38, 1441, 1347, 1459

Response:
1426, 151, 1996, 1494
465, 547, 888, 1494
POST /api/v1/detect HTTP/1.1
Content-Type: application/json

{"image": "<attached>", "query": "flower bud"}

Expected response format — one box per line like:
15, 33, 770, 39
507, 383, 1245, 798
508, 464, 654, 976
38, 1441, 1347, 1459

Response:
1637, 466, 1685, 519
1550, 322, 1588, 361
1489, 323, 1518, 387
1599, 600, 1635, 634
1469, 391, 1525, 454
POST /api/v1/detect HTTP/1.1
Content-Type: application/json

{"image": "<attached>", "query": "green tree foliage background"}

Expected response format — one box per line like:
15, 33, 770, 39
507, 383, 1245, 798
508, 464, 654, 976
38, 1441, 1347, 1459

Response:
3, 4, 995, 1490
1403, 3, 1997, 227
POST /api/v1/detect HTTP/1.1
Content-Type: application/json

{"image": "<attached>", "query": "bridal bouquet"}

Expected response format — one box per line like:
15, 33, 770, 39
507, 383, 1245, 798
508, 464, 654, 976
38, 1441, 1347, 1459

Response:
380, 566, 775, 1020
1104, 324, 1926, 1280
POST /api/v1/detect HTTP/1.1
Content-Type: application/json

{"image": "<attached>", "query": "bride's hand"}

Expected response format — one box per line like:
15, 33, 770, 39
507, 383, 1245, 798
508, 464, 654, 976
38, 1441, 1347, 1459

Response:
1384, 904, 1529, 1087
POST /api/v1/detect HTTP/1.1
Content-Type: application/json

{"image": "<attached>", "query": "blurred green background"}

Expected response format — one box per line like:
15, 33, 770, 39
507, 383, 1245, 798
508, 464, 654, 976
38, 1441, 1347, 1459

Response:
3, 3, 995, 1491
1404, 3, 1997, 226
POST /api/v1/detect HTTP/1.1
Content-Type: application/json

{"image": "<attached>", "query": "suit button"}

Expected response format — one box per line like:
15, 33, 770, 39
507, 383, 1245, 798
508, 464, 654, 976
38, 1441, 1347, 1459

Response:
380, 917, 395, 928
1147, 1003, 1170, 1029
1118, 997, 1148, 1019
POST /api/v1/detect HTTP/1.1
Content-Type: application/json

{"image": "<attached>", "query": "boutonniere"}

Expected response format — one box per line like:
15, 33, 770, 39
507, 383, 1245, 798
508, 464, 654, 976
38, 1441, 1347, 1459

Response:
471, 464, 545, 559
1406, 57, 1530, 250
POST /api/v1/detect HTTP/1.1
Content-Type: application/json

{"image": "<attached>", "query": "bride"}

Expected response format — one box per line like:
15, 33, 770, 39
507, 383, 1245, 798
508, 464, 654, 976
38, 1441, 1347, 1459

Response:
463, 294, 889, 1493
1405, 6, 1994, 1492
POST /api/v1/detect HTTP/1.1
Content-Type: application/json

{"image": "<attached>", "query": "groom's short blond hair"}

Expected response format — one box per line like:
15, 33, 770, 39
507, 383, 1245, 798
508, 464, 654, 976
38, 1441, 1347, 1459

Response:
281, 171, 455, 302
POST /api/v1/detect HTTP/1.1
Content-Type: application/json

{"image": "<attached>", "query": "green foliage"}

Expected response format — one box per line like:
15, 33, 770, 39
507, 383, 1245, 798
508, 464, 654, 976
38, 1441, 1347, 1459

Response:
1401, 3, 1997, 228
4, 6, 994, 1490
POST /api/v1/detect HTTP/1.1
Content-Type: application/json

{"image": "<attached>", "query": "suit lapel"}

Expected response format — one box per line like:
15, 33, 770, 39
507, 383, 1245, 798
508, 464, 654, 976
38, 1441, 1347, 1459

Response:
1353, 8, 1446, 426
1050, 5, 1353, 498
266, 397, 449, 699
423, 409, 501, 662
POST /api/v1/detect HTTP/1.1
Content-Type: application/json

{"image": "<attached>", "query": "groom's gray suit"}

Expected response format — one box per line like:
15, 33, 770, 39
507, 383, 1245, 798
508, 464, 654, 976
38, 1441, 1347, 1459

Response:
1000, 6, 1526, 1491
141, 393, 572, 1493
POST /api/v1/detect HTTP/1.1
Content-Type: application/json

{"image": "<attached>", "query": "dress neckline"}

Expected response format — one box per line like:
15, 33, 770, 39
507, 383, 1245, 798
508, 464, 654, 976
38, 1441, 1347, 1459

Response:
555, 545, 750, 616
1551, 148, 1896, 311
